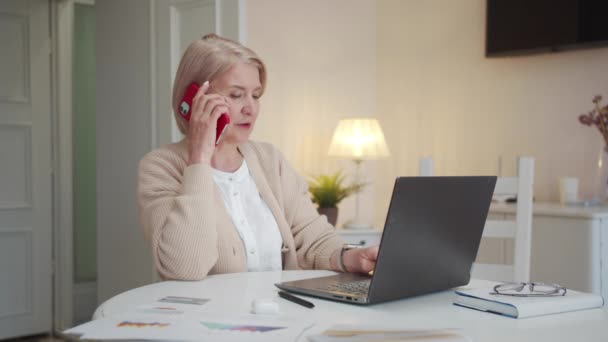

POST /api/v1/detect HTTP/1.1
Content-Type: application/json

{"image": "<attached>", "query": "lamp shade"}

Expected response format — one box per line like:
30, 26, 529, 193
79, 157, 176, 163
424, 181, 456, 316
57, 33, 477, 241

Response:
328, 118, 390, 160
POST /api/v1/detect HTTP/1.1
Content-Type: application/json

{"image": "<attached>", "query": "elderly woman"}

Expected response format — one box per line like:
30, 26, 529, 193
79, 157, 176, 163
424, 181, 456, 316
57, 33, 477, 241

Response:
137, 34, 378, 280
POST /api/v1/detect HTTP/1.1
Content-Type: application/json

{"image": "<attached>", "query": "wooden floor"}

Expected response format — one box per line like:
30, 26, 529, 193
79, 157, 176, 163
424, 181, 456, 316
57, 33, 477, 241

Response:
2, 334, 68, 342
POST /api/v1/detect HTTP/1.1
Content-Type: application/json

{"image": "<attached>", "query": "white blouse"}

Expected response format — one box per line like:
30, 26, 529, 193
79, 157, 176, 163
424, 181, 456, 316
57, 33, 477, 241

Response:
212, 160, 283, 271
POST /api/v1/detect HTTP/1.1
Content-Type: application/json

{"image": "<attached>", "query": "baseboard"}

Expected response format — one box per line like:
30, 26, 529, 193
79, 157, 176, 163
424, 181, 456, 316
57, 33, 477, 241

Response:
72, 281, 97, 325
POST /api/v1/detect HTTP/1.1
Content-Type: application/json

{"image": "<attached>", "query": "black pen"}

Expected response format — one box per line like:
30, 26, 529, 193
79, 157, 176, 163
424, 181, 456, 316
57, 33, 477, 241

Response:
278, 291, 315, 309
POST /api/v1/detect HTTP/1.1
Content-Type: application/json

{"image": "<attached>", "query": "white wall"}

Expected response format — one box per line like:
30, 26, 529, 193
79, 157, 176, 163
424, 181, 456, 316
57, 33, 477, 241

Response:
96, 0, 156, 303
246, 0, 378, 228
376, 0, 608, 228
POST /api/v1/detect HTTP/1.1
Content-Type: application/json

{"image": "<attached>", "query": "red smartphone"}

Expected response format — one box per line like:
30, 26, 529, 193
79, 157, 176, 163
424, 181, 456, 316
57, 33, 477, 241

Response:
179, 82, 230, 145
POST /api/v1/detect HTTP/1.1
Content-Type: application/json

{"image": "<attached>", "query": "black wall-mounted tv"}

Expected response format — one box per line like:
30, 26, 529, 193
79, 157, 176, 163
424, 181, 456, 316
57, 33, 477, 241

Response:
486, 0, 608, 57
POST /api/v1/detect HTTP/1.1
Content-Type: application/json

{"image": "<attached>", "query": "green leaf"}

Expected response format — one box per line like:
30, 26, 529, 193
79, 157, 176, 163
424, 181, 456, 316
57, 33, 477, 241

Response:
308, 170, 366, 209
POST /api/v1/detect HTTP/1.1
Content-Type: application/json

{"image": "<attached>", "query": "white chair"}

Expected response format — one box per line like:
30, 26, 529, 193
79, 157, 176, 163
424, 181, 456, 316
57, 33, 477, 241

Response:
418, 156, 535, 283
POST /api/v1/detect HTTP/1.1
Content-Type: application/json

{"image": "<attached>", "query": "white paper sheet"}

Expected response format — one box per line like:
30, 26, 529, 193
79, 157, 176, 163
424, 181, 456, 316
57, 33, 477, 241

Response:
307, 325, 471, 342
65, 312, 313, 342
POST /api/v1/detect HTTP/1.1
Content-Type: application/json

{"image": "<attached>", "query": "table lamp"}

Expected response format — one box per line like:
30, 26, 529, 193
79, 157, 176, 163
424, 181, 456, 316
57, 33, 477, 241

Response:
328, 118, 390, 229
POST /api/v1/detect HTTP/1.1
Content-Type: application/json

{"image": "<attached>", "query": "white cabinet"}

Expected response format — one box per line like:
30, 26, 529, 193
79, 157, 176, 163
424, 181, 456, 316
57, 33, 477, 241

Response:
489, 202, 608, 299
335, 228, 382, 247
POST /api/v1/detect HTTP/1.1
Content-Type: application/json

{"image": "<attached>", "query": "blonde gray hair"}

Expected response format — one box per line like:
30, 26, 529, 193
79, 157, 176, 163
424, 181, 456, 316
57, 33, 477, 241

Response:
172, 34, 267, 135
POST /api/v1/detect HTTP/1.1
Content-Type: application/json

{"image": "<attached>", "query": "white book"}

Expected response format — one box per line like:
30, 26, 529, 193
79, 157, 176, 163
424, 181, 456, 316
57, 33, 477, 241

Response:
454, 288, 604, 319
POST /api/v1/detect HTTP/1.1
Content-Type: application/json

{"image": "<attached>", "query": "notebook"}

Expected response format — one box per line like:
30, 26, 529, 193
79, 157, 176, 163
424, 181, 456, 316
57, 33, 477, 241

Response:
454, 287, 605, 318
275, 176, 497, 305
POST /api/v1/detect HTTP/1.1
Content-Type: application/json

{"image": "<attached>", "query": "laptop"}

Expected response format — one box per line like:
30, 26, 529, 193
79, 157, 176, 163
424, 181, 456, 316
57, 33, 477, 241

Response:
275, 176, 497, 305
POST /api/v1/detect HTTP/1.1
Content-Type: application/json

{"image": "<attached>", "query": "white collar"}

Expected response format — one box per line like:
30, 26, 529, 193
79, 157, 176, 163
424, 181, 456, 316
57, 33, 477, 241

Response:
212, 160, 248, 183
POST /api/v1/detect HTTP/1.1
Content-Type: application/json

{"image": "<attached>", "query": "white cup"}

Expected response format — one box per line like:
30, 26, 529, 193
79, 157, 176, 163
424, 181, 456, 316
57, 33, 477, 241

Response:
419, 157, 434, 176
559, 177, 579, 204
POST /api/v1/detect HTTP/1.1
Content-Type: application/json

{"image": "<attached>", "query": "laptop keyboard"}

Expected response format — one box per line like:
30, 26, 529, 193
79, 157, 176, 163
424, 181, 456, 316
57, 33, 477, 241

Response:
323, 279, 371, 296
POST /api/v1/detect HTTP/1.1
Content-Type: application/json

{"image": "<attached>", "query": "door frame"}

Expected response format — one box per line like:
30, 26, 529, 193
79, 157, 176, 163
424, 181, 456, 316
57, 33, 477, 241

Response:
51, 0, 95, 332
51, 0, 74, 332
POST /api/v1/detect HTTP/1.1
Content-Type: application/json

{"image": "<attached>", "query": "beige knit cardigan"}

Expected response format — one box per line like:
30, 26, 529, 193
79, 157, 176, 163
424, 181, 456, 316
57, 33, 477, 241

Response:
137, 139, 344, 280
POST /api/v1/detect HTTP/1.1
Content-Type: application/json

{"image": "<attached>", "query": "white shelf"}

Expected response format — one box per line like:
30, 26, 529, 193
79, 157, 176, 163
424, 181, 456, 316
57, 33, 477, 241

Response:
490, 201, 608, 219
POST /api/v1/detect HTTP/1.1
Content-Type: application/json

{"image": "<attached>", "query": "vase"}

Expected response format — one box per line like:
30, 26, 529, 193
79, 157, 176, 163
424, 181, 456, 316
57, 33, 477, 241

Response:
593, 146, 608, 204
318, 207, 338, 226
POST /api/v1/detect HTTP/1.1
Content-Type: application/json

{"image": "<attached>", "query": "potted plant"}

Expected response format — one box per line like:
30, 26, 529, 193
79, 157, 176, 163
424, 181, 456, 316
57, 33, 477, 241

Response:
308, 171, 365, 226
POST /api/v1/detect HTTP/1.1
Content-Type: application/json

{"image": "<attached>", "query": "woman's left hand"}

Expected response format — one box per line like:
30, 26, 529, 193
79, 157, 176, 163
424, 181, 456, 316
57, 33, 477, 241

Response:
342, 246, 379, 274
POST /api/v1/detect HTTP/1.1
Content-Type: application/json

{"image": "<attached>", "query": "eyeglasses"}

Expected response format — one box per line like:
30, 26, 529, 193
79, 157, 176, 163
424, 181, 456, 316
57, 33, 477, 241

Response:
492, 282, 567, 297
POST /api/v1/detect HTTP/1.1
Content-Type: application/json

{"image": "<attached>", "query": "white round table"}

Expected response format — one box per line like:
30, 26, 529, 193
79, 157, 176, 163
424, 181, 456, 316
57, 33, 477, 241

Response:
94, 270, 608, 341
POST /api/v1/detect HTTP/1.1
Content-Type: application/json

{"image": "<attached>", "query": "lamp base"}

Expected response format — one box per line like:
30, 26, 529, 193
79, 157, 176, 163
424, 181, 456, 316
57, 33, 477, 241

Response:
343, 221, 374, 230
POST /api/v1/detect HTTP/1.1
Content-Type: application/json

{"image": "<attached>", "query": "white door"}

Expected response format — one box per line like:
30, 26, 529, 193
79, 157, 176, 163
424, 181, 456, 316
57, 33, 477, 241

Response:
154, 0, 242, 145
0, 0, 53, 339
96, 0, 243, 306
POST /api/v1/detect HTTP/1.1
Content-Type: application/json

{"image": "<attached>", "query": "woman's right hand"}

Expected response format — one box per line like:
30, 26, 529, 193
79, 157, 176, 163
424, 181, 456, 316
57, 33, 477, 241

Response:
187, 81, 230, 165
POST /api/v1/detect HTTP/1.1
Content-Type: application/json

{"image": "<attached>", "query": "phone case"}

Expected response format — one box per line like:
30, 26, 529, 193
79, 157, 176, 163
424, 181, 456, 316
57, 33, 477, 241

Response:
178, 82, 200, 122
215, 113, 230, 145
179, 82, 230, 144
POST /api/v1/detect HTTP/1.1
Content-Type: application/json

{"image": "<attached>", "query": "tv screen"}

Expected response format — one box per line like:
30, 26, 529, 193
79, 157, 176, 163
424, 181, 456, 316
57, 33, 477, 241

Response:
486, 0, 608, 56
